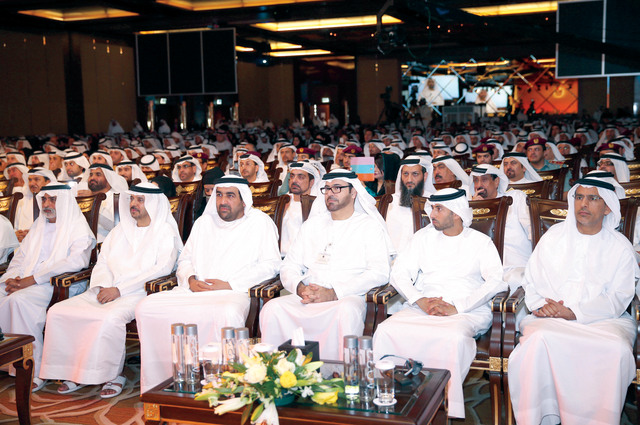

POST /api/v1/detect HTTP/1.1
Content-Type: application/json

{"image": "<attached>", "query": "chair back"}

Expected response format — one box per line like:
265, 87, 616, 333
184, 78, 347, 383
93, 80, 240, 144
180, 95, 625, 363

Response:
412, 195, 512, 260
507, 180, 550, 199
300, 194, 316, 222
249, 181, 280, 198
129, 178, 141, 188
537, 167, 569, 200
0, 178, 13, 196
375, 193, 393, 220
468, 197, 512, 261
159, 163, 172, 174
75, 192, 107, 263
252, 195, 291, 250
0, 192, 23, 225
630, 168, 640, 181
620, 180, 640, 198
433, 180, 463, 191
33, 195, 39, 221
143, 170, 158, 181
175, 180, 201, 197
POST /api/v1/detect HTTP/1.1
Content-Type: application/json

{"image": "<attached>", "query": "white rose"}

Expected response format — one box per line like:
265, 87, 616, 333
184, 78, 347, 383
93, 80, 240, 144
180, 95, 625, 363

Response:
294, 348, 305, 366
274, 358, 296, 376
243, 364, 267, 384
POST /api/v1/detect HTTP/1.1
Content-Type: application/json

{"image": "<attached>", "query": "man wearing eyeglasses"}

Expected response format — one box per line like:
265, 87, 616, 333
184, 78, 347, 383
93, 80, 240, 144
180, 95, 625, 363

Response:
373, 188, 506, 419
260, 169, 393, 361
171, 155, 202, 183
597, 152, 630, 183
508, 175, 638, 425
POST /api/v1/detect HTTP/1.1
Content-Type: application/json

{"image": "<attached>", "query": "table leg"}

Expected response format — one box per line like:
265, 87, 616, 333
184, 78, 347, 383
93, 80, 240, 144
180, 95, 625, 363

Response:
432, 396, 447, 425
13, 347, 34, 425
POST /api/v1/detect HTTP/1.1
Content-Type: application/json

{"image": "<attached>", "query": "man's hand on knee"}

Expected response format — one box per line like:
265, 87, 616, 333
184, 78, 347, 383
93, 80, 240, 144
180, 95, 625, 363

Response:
306, 284, 337, 303
97, 287, 121, 304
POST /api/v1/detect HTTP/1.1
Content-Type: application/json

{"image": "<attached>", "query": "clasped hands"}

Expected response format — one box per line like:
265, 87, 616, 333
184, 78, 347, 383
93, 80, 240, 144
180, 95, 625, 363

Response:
297, 283, 337, 304
4, 276, 36, 294
189, 276, 231, 292
416, 297, 457, 316
532, 298, 576, 320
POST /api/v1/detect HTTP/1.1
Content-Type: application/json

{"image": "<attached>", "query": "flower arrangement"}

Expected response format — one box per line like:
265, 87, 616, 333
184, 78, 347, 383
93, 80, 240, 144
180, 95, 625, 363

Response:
195, 348, 344, 425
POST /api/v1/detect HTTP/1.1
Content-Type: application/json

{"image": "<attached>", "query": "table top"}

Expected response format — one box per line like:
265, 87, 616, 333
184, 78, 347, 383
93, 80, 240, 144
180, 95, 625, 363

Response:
142, 363, 450, 425
0, 334, 34, 355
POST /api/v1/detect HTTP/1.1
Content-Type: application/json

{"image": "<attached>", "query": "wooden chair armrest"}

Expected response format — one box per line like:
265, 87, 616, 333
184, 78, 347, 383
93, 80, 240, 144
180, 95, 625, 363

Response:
145, 273, 177, 294
260, 278, 284, 300
492, 289, 509, 312
51, 267, 94, 288
249, 276, 281, 299
373, 284, 398, 304
504, 287, 525, 314
0, 261, 9, 276
632, 294, 640, 322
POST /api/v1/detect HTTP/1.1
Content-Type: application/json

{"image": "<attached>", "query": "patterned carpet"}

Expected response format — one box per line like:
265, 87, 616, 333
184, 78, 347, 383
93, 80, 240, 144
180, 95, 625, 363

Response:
0, 344, 636, 424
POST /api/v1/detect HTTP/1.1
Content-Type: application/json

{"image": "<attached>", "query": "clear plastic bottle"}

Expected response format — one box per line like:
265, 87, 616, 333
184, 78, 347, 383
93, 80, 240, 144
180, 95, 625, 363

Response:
171, 323, 185, 384
343, 335, 360, 400
221, 327, 236, 372
184, 324, 200, 385
235, 327, 250, 364
358, 336, 375, 402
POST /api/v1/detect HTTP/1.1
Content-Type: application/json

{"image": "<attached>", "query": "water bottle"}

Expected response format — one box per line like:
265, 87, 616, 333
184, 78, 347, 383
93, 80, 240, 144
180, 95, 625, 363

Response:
221, 327, 236, 372
235, 327, 250, 364
343, 335, 359, 400
184, 324, 200, 385
358, 336, 375, 402
171, 323, 185, 384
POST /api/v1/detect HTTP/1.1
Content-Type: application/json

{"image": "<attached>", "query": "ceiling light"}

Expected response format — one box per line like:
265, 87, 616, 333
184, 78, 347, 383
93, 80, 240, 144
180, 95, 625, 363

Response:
138, 28, 212, 34
236, 46, 256, 52
18, 7, 138, 22
270, 42, 302, 50
253, 15, 402, 32
462, 1, 560, 16
268, 49, 332, 57
157, 0, 321, 11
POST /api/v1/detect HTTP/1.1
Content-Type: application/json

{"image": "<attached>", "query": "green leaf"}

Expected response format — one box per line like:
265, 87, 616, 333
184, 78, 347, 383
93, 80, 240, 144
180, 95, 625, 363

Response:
240, 402, 253, 425
232, 362, 248, 373
286, 349, 297, 363
251, 402, 265, 422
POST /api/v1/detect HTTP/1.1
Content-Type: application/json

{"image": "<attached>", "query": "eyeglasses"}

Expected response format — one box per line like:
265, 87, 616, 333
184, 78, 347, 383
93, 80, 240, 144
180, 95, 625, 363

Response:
320, 185, 351, 194
573, 194, 603, 203
597, 161, 613, 167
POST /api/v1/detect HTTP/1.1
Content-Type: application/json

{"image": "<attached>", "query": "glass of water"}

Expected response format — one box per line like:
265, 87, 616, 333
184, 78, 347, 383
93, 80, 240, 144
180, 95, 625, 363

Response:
374, 359, 396, 406
201, 343, 222, 383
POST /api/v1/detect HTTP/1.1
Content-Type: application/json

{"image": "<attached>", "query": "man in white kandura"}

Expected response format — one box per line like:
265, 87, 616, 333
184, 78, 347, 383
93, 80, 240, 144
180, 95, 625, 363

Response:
0, 183, 96, 392
469, 164, 532, 285
279, 161, 321, 256
135, 175, 280, 393
501, 152, 542, 185
260, 169, 393, 360
508, 175, 639, 425
40, 183, 182, 398
385, 155, 436, 253
373, 188, 507, 419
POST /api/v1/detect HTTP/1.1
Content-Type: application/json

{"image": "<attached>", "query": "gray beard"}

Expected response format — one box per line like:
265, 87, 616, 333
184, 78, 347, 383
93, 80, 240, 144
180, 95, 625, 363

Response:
399, 180, 424, 208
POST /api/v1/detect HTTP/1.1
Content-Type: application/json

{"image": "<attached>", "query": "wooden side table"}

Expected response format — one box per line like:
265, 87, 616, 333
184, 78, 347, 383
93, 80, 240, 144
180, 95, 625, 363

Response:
0, 333, 35, 425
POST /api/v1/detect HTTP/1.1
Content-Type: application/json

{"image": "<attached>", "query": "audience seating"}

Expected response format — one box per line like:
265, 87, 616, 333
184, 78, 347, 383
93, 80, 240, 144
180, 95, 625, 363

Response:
375, 193, 393, 220
299, 194, 316, 222
249, 180, 280, 198
537, 167, 569, 201
433, 180, 463, 191
502, 196, 639, 424
0, 192, 23, 226
0, 178, 14, 196
620, 180, 640, 198
376, 196, 512, 425
507, 180, 550, 199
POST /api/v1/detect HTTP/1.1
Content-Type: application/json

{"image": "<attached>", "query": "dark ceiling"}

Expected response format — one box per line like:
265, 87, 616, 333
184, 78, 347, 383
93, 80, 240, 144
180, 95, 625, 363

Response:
0, 0, 562, 65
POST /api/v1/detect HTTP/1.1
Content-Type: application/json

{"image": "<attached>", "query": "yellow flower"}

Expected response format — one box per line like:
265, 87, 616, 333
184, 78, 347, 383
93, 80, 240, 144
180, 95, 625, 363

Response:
311, 390, 338, 405
280, 371, 297, 389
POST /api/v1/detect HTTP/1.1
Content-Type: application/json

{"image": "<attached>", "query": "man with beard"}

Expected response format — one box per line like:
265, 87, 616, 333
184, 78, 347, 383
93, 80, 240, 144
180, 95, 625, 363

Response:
432, 156, 471, 195
373, 188, 506, 420
260, 170, 393, 361
385, 156, 436, 252
470, 164, 532, 285
280, 162, 321, 256
14, 168, 57, 242
472, 144, 494, 165
238, 153, 269, 183
78, 164, 129, 242
500, 152, 542, 184
62, 152, 90, 183
171, 155, 202, 183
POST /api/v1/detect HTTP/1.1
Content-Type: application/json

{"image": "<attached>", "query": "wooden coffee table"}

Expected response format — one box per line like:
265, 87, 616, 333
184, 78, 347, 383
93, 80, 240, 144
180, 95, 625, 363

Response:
141, 365, 450, 425
0, 333, 35, 425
